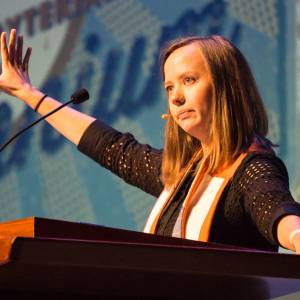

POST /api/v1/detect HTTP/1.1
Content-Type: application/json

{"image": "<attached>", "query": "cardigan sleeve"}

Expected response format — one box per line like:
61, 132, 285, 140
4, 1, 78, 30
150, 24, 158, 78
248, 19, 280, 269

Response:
235, 154, 300, 246
77, 119, 164, 197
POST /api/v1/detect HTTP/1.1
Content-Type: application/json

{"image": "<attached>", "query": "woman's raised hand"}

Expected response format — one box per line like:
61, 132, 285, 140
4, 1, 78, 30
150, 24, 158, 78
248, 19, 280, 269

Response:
0, 29, 32, 98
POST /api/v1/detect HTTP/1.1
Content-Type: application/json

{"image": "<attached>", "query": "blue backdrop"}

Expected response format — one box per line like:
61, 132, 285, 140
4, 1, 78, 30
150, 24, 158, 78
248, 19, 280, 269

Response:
0, 0, 297, 233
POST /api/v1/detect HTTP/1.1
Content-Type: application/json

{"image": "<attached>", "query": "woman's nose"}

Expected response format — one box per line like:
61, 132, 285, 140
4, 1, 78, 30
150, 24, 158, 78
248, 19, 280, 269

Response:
170, 88, 185, 106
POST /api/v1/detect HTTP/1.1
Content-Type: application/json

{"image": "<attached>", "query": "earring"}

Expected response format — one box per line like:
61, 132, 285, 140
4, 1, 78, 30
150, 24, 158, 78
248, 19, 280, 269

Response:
161, 114, 169, 120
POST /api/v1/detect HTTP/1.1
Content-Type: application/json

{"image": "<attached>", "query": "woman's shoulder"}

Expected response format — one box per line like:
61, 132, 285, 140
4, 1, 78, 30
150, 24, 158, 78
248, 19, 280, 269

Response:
231, 151, 290, 191
240, 151, 288, 176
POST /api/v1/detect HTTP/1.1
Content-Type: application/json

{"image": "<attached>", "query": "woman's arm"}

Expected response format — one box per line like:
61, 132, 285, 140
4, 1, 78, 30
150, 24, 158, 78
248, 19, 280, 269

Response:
78, 119, 164, 197
1, 29, 164, 196
0, 29, 95, 145
237, 154, 300, 253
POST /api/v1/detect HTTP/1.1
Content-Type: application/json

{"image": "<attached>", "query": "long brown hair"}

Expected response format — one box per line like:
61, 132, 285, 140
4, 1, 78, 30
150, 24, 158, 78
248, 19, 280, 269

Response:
160, 36, 270, 187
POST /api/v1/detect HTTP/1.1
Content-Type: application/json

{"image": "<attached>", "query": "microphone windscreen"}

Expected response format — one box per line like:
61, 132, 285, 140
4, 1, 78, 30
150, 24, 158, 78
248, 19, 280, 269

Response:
71, 88, 89, 104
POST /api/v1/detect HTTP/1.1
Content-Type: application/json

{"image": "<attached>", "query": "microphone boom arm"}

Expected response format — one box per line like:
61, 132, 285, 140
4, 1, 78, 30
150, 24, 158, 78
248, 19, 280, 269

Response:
0, 88, 89, 152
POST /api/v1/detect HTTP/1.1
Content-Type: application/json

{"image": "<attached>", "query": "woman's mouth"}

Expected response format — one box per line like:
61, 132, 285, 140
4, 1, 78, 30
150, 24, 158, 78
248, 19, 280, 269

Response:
177, 109, 194, 120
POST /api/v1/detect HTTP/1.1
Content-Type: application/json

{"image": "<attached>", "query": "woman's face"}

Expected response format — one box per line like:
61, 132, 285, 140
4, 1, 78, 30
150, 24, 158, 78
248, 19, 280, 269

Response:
164, 43, 213, 145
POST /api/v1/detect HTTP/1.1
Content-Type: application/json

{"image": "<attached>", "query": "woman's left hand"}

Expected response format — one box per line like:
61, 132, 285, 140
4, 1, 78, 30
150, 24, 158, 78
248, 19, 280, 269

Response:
0, 29, 32, 99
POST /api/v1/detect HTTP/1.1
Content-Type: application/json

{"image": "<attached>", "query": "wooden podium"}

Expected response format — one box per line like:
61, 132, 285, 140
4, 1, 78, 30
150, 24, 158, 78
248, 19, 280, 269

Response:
0, 217, 300, 299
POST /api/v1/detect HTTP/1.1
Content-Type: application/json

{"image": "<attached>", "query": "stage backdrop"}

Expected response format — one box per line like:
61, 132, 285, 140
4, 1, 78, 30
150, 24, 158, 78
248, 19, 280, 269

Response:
0, 0, 298, 235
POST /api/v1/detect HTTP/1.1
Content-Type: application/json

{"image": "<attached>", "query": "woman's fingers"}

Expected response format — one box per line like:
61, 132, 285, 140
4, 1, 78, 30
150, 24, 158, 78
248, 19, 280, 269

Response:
1, 29, 28, 71
22, 47, 32, 72
16, 35, 23, 66
1, 32, 9, 68
8, 29, 16, 63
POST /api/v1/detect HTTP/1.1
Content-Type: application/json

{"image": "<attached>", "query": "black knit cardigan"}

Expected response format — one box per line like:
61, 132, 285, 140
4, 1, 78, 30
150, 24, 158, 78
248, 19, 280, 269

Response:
78, 120, 300, 252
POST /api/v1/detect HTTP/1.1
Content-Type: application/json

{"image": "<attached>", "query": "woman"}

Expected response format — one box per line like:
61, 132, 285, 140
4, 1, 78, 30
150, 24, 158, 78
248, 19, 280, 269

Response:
1, 29, 300, 253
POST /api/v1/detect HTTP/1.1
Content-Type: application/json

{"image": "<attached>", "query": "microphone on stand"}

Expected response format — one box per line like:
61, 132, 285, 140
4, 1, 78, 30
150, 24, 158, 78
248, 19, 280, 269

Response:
0, 88, 89, 152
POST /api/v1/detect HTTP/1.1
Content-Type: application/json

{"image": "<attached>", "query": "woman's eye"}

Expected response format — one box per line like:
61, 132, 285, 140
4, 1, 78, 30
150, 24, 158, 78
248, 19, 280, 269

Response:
165, 86, 173, 93
184, 77, 196, 84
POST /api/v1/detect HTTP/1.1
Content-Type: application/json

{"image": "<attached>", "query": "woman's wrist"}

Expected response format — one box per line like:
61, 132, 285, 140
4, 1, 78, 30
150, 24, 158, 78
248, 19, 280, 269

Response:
17, 84, 45, 108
